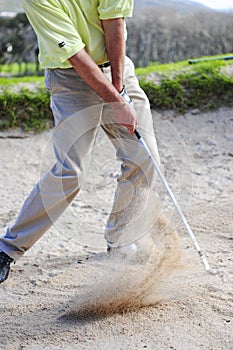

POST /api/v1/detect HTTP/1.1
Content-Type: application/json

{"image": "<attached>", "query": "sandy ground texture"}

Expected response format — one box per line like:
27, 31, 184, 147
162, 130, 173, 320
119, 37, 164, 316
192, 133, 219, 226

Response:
0, 107, 232, 350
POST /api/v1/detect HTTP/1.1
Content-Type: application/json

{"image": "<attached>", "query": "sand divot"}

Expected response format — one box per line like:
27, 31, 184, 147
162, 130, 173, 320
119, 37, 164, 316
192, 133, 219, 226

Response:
60, 214, 182, 321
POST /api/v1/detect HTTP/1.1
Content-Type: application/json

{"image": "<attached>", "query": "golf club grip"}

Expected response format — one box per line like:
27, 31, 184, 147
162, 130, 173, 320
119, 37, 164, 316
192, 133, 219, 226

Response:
134, 129, 141, 140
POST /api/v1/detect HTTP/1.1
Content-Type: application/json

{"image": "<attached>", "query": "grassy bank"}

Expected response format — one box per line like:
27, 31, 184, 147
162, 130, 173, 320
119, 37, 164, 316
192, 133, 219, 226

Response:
0, 54, 233, 131
136, 54, 233, 112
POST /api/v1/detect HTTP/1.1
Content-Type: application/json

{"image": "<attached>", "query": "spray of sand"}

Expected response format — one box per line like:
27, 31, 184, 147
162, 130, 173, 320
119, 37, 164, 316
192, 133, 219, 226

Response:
61, 210, 183, 321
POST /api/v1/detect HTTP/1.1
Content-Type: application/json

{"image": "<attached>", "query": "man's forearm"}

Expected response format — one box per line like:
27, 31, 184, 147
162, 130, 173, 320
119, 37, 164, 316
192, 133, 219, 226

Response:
68, 48, 123, 103
102, 18, 125, 92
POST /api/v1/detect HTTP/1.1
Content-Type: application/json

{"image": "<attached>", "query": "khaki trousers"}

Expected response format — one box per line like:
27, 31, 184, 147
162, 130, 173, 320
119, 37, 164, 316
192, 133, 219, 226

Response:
0, 57, 160, 260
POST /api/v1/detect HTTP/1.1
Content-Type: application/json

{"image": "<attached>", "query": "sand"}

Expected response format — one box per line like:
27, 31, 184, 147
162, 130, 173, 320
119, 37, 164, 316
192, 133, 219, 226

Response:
0, 107, 232, 350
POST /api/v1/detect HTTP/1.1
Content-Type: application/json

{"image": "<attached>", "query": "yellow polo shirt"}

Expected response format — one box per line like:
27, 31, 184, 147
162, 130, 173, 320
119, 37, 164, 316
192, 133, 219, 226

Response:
23, 0, 133, 69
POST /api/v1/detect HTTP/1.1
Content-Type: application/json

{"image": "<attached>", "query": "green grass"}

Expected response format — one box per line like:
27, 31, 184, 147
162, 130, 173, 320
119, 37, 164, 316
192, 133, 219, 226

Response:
135, 53, 233, 77
0, 54, 233, 131
0, 62, 42, 76
0, 76, 44, 86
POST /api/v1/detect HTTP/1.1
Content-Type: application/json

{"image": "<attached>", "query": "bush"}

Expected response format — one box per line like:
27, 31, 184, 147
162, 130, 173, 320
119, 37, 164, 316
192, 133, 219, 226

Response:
0, 88, 53, 131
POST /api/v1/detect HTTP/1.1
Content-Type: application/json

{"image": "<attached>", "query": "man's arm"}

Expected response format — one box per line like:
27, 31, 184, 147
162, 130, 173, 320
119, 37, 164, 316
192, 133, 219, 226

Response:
68, 48, 122, 103
68, 48, 138, 134
101, 18, 125, 92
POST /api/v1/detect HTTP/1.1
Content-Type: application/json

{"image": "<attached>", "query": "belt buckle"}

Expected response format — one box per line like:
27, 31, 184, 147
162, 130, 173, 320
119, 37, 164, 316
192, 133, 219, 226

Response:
98, 62, 110, 69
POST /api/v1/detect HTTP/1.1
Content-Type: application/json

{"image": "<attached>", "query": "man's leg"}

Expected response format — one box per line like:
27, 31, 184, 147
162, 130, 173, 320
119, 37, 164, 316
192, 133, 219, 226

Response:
102, 57, 160, 248
0, 68, 102, 261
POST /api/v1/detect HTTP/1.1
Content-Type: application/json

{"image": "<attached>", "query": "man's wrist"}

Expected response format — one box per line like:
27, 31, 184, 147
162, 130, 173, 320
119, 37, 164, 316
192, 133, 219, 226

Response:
120, 86, 132, 104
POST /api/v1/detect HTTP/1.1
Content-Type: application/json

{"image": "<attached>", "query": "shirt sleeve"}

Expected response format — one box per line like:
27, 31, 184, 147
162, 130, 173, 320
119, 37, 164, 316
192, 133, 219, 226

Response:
22, 0, 85, 67
98, 0, 134, 20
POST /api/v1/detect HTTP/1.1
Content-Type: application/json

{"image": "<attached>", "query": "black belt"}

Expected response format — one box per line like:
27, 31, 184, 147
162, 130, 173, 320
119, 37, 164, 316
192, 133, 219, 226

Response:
98, 62, 110, 69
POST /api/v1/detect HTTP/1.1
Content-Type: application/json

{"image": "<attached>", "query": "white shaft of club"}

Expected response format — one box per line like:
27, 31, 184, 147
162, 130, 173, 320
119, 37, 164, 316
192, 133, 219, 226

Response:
137, 135, 210, 271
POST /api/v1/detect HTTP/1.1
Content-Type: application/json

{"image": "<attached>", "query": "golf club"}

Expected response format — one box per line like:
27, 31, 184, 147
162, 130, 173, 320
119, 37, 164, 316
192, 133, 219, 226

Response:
134, 129, 218, 275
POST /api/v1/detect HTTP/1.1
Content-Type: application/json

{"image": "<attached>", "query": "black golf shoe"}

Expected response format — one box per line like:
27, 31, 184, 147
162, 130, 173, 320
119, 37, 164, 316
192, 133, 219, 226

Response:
0, 251, 14, 284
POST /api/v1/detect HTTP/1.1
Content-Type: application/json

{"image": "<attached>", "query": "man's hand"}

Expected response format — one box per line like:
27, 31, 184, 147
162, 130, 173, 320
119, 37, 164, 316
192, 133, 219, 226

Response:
111, 101, 138, 135
114, 86, 138, 134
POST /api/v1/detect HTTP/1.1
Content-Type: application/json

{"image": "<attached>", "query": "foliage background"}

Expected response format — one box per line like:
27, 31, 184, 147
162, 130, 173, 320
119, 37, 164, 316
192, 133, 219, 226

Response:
0, 3, 233, 131
0, 6, 233, 70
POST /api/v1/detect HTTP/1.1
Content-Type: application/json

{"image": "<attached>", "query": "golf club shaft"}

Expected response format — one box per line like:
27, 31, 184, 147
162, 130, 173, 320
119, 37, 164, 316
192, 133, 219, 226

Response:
134, 129, 211, 272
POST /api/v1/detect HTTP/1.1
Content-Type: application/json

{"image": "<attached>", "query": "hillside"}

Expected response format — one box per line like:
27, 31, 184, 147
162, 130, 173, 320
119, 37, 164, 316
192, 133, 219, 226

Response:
0, 0, 209, 14
0, 0, 22, 13
134, 0, 209, 13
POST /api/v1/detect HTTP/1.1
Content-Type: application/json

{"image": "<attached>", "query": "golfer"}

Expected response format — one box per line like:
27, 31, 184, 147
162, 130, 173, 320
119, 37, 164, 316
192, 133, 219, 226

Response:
0, 0, 160, 284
